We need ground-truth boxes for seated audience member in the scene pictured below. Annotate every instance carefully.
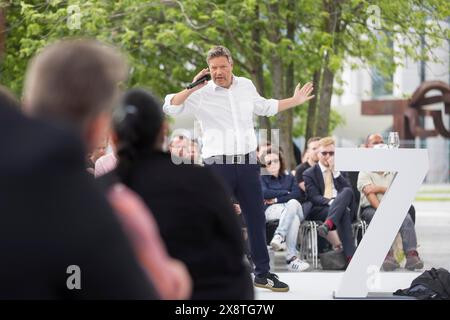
[303,137,356,264]
[168,133,191,161]
[86,131,109,174]
[297,137,342,252]
[260,149,310,272]
[0,85,156,299]
[258,141,301,168]
[95,144,118,178]
[108,88,253,299]
[22,39,190,299]
[358,133,423,271]
[295,137,321,205]
[363,134,416,223]
[168,131,203,165]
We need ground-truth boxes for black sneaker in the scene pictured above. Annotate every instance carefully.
[254,272,289,292]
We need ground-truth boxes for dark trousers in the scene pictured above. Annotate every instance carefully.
[307,187,356,257]
[206,162,270,277]
[361,206,417,253]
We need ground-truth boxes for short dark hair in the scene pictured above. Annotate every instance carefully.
[261,147,287,176]
[206,46,233,64]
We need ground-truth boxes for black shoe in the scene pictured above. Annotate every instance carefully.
[254,272,289,292]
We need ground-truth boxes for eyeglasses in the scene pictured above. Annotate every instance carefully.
[266,159,280,166]
[321,151,335,156]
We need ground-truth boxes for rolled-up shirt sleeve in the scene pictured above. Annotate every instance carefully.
[357,171,372,193]
[163,91,201,116]
[251,83,278,117]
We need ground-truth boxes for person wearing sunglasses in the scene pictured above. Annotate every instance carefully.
[260,149,310,272]
[303,137,357,266]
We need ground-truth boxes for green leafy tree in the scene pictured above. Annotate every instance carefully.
[1,0,448,168]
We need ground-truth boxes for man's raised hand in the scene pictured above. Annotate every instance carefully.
[189,68,210,91]
[293,82,314,105]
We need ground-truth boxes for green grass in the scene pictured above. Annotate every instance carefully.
[414,197,450,201]
[417,190,450,194]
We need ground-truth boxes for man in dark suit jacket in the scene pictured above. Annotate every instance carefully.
[0,87,156,299]
[303,137,357,261]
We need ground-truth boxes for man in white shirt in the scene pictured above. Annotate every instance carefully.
[163,46,314,292]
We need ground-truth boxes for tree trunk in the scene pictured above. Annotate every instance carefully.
[305,69,321,147]
[278,0,296,169]
[316,0,341,137]
[251,4,271,138]
[316,62,334,137]
[267,2,293,169]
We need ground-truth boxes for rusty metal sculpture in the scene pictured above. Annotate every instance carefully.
[361,80,450,139]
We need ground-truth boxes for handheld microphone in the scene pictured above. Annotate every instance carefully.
[186,74,211,89]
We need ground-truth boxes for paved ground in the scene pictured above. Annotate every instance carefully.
[413,201,450,270]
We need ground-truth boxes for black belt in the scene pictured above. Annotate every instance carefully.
[205,153,258,165]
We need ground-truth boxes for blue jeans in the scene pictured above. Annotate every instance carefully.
[265,199,304,260]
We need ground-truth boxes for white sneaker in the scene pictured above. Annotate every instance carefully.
[287,257,310,272]
[270,234,284,251]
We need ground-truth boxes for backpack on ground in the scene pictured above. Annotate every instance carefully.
[394,267,450,300]
[319,249,347,270]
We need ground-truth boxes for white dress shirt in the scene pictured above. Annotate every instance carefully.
[163,76,278,159]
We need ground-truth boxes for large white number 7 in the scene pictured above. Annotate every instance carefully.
[333,148,428,298]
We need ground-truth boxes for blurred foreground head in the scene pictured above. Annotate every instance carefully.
[23,38,127,151]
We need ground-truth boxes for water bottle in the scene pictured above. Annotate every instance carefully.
[388,132,400,149]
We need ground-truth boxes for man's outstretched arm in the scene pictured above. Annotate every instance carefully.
[278,82,314,112]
